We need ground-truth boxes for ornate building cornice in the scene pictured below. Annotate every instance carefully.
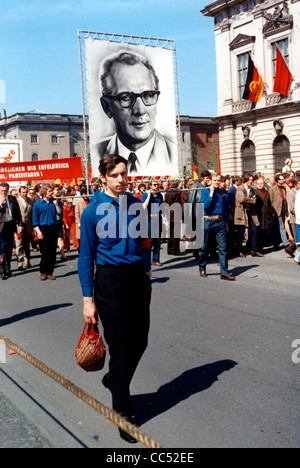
[262,1,293,34]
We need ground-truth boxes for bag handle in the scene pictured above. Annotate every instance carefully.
[85,322,100,337]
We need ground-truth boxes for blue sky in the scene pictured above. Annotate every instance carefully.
[0,0,216,117]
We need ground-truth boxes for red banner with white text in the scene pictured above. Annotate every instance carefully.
[0,157,84,182]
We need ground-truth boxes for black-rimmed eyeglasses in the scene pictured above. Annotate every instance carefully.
[103,90,160,109]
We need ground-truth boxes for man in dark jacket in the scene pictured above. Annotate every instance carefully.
[164,181,182,255]
[254,177,268,253]
[0,182,22,279]
[185,171,212,258]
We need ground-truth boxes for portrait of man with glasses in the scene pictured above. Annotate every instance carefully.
[94,50,178,176]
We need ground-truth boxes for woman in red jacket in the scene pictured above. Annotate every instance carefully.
[63,195,79,252]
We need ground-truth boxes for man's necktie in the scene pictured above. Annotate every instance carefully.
[5,203,9,221]
[128,152,138,173]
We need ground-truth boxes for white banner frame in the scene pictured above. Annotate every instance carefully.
[78,30,183,181]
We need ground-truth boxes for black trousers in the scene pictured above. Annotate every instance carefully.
[1,220,16,274]
[39,225,58,275]
[94,262,151,417]
[167,221,180,254]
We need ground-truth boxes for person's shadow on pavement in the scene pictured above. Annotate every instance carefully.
[132,359,237,426]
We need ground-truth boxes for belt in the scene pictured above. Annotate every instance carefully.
[96,260,145,273]
[204,215,223,220]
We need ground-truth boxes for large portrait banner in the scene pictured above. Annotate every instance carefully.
[85,36,179,179]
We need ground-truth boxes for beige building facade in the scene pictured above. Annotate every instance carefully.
[0,111,89,163]
[202,0,300,175]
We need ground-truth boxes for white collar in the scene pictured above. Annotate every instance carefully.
[117,135,155,170]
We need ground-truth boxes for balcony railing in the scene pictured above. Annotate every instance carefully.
[232,100,252,113]
[265,91,293,106]
[232,90,293,113]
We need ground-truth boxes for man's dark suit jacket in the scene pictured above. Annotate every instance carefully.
[0,195,22,233]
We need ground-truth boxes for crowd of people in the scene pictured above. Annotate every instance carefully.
[0,181,90,280]
[183,167,300,267]
[0,162,299,281]
[95,164,300,269]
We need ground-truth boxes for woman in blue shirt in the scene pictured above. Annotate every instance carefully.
[32,183,61,281]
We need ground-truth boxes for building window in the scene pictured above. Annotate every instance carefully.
[51,135,58,144]
[31,135,38,144]
[273,135,290,173]
[237,52,249,100]
[241,140,256,173]
[206,133,213,143]
[52,152,59,160]
[70,135,79,143]
[272,39,289,79]
[32,153,38,161]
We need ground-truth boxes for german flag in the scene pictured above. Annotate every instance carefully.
[242,54,264,102]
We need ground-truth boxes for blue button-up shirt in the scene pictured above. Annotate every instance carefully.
[201,188,228,223]
[32,198,58,228]
[142,192,163,215]
[78,190,151,297]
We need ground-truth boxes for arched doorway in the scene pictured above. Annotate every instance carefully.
[273,135,290,173]
[241,140,256,174]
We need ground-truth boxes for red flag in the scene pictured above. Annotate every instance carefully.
[193,162,198,180]
[88,164,93,183]
[273,45,292,97]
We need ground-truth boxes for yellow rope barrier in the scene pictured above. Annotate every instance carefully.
[0,333,164,448]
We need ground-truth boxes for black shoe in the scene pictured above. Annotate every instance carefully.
[119,428,138,444]
[2,268,11,279]
[102,373,111,391]
[118,415,138,444]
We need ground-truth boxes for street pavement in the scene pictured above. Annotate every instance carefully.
[0,242,299,448]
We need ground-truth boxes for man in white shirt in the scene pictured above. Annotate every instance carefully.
[16,186,34,270]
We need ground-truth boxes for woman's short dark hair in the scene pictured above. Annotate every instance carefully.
[99,154,128,177]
